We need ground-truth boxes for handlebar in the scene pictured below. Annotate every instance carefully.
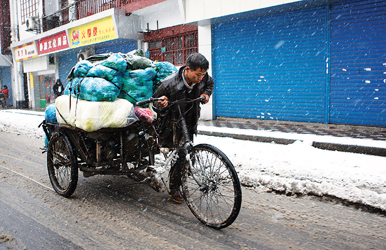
[135,97,163,106]
[135,96,206,107]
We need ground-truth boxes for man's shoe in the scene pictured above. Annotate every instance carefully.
[169,188,184,204]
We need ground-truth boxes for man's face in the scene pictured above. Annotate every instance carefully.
[185,66,207,84]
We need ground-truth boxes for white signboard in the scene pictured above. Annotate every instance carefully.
[14,42,38,62]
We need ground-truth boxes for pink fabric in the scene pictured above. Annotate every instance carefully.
[134,107,156,123]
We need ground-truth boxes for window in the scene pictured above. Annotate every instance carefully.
[48,55,55,65]
[148,31,198,66]
[20,0,39,24]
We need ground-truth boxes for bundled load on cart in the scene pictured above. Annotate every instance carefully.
[45,49,177,132]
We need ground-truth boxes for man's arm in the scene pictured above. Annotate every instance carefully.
[203,75,214,96]
[153,82,169,108]
[200,75,214,104]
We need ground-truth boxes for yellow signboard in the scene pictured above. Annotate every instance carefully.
[69,16,116,48]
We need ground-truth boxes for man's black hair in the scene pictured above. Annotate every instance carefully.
[3,85,7,89]
[186,53,209,71]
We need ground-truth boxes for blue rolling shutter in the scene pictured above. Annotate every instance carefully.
[330,0,386,126]
[213,6,328,122]
[95,39,137,54]
[58,53,77,86]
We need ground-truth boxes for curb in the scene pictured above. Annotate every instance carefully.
[311,142,386,157]
[198,130,386,157]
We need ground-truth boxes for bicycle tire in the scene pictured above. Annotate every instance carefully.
[182,143,242,229]
[47,132,78,197]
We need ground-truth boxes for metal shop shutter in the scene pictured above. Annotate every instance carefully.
[330,0,386,126]
[212,6,328,123]
[58,53,77,86]
[95,39,137,54]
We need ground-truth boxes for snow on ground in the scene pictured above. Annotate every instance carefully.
[1,109,386,211]
[0,110,45,138]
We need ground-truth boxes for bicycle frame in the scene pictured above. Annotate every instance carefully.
[144,96,205,188]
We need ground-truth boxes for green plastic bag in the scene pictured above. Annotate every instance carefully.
[123,54,153,70]
[99,53,127,73]
[153,61,177,91]
[67,60,94,81]
[87,65,122,85]
[70,77,121,102]
[118,68,156,103]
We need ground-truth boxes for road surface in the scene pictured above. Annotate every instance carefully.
[0,131,385,249]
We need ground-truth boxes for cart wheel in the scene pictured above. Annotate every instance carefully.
[47,132,78,197]
[182,144,242,229]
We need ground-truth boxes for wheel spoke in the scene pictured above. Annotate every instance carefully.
[183,144,241,229]
[47,133,78,197]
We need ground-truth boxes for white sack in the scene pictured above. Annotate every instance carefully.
[55,95,138,132]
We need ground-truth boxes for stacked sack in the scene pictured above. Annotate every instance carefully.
[118,67,156,103]
[49,50,177,132]
[152,61,179,92]
[55,96,138,132]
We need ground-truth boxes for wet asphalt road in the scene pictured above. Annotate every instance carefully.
[0,131,385,250]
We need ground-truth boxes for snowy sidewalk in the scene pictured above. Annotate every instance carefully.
[198,118,386,157]
[3,108,386,156]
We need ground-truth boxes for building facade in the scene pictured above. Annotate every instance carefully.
[185,0,386,126]
[8,0,386,126]
[0,0,12,105]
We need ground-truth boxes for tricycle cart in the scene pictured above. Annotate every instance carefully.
[41,97,242,229]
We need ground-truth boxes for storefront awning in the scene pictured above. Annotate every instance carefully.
[0,54,12,67]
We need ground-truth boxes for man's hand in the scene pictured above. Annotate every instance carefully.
[200,94,210,104]
[157,96,169,108]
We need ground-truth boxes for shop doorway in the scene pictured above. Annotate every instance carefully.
[38,74,55,108]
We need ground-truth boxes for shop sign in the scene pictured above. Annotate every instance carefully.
[37,31,69,55]
[14,42,38,62]
[70,16,116,48]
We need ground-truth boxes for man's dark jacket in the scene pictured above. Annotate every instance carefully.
[153,66,214,147]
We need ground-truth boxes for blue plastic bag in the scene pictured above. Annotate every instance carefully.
[153,62,177,91]
[45,104,58,124]
[118,68,156,103]
[73,60,93,77]
[87,64,122,85]
[99,53,127,73]
[70,77,121,102]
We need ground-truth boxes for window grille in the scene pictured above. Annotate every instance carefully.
[20,0,39,24]
[148,31,198,66]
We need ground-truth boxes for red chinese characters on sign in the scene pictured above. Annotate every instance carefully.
[17,49,28,58]
[37,31,69,55]
[93,27,98,36]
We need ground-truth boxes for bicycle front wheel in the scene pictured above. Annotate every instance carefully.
[182,144,242,229]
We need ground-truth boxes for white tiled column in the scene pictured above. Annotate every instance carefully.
[198,22,213,120]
